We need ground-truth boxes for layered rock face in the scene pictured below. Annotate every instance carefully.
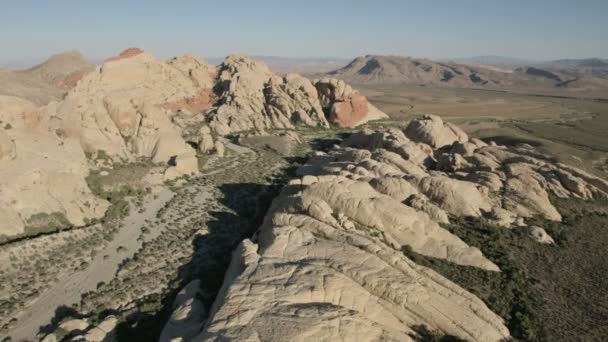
[174,115,608,341]
[0,95,109,239]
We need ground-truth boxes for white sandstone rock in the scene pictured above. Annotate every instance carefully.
[529,226,555,244]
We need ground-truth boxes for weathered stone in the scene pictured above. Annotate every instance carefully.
[529,226,555,244]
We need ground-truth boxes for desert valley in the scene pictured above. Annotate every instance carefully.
[0,46,607,342]
[2,2,608,338]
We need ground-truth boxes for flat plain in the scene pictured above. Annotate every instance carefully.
[359,83,608,341]
[358,83,608,179]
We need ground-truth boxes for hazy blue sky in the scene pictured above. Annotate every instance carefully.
[1,0,607,66]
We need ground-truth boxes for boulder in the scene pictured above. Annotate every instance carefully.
[213,141,225,157]
[418,176,491,217]
[406,194,450,224]
[404,115,468,148]
[59,318,89,332]
[529,226,555,244]
[198,125,215,153]
[163,151,199,180]
[369,176,419,201]
[314,78,388,127]
[83,316,118,342]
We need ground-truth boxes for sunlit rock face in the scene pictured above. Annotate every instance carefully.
[167,115,608,342]
[0,95,109,239]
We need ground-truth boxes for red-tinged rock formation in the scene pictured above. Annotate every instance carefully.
[161,88,216,114]
[59,69,89,88]
[315,78,388,128]
[329,92,369,127]
[104,47,144,63]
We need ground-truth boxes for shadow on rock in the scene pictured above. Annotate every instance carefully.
[114,181,285,341]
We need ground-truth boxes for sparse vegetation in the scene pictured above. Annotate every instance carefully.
[23,212,72,236]
[402,196,608,341]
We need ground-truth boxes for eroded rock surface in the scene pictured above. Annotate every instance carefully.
[0,50,389,240]
[208,54,329,135]
[208,56,386,135]
[178,116,608,341]
[0,95,109,239]
[195,179,507,341]
[315,77,388,127]
[39,48,219,180]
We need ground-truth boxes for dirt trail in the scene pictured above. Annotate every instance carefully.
[8,188,174,341]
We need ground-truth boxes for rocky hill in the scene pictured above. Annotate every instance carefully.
[328,55,608,96]
[21,50,93,86]
[0,51,93,105]
[0,49,387,241]
[329,55,503,86]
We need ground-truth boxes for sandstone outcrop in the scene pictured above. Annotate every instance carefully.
[314,78,388,127]
[42,48,216,179]
[208,55,386,135]
[177,115,608,341]
[335,116,607,226]
[208,55,329,135]
[0,95,109,239]
[194,175,508,341]
[1,50,388,240]
[404,114,468,148]
[197,125,215,153]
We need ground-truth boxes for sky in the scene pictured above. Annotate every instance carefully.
[1,0,607,66]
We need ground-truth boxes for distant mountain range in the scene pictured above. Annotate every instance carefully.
[325,55,608,98]
[449,56,608,74]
